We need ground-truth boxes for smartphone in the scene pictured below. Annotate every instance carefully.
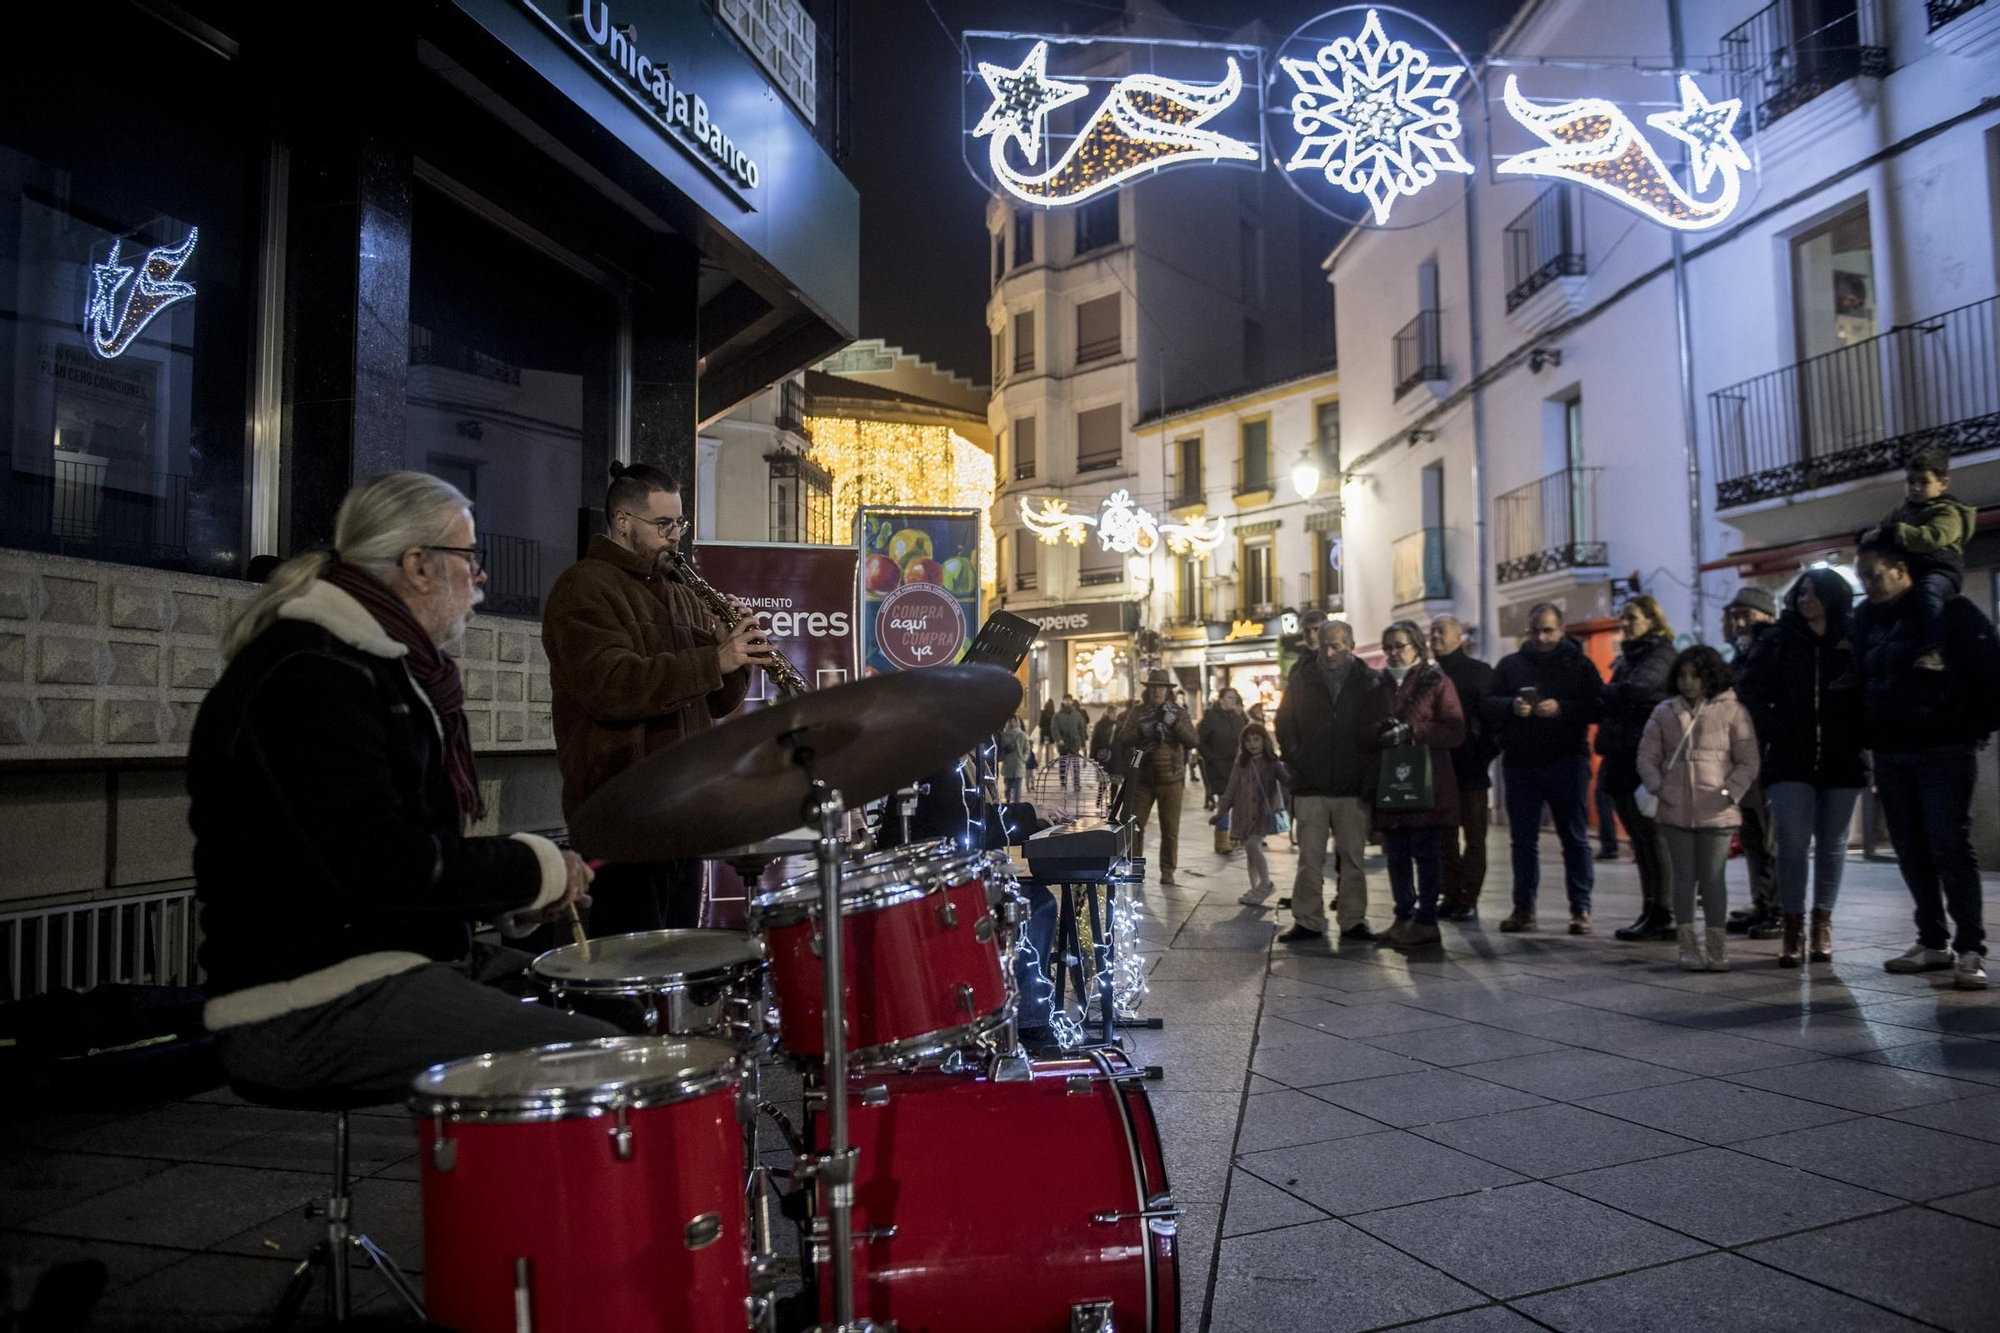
[1517,687,1542,706]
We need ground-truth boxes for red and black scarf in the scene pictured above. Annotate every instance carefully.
[321,560,484,824]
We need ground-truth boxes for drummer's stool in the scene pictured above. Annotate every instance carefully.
[229,1081,427,1329]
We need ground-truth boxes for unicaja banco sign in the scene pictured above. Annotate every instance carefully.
[573,1,760,193]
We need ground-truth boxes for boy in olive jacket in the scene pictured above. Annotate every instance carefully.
[1862,447,1978,666]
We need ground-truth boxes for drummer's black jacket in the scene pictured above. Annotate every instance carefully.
[188,580,563,1021]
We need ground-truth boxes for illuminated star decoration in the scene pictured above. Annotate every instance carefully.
[1279,8,1474,226]
[83,227,199,359]
[1018,489,1224,555]
[977,44,1257,205]
[972,42,1089,168]
[1497,75,1751,231]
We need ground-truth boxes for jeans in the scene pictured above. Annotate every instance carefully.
[1874,745,1985,955]
[1660,825,1731,928]
[1440,786,1489,909]
[1767,781,1863,916]
[1291,794,1372,933]
[1502,756,1595,916]
[1738,784,1778,912]
[1611,790,1669,912]
[1595,764,1620,855]
[1006,775,1024,804]
[1385,826,1444,926]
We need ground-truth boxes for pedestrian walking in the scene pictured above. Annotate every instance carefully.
[1053,694,1089,790]
[1038,697,1057,765]
[1276,620,1390,944]
[1723,588,1784,939]
[1638,645,1761,972]
[1374,621,1466,950]
[1199,688,1248,852]
[1602,596,1679,943]
[1855,538,2000,989]
[1430,616,1496,921]
[998,715,1033,805]
[1486,604,1605,935]
[1116,670,1200,886]
[1764,568,1867,968]
[1213,724,1288,908]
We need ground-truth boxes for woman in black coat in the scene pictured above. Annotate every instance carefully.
[1764,568,1867,967]
[1601,596,1680,941]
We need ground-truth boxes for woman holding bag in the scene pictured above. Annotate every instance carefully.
[1373,621,1467,949]
[1213,724,1289,907]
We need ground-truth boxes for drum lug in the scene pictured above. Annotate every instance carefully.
[684,1211,724,1250]
[935,898,958,929]
[809,924,824,958]
[973,915,995,943]
[1071,1301,1116,1332]
[608,1105,634,1162]
[429,1122,457,1172]
[988,1050,1033,1082]
[859,1083,890,1108]
[1089,1201,1184,1228]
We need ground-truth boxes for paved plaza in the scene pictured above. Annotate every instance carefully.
[3,832,1998,1331]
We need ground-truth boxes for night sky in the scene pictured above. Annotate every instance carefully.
[846,0,1525,383]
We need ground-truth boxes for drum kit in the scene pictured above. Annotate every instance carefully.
[407,665,1181,1333]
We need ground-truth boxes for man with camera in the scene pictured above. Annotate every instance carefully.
[1485,604,1606,935]
[1116,669,1201,886]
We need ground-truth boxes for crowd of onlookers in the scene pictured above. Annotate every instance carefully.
[1034,448,2000,990]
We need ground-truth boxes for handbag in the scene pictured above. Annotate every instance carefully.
[1250,764,1291,836]
[1374,743,1435,812]
[1633,701,1701,820]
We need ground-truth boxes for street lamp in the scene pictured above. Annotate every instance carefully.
[1290,446,1321,498]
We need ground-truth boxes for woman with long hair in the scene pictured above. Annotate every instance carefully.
[1373,620,1466,949]
[1601,595,1679,942]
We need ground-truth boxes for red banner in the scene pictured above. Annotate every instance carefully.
[691,541,861,707]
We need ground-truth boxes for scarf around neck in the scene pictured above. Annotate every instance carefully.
[320,560,484,824]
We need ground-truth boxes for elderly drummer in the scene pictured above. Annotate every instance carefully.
[188,472,623,1102]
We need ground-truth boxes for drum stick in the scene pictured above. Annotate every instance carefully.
[566,903,590,958]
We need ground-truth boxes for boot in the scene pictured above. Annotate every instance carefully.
[1809,910,1833,963]
[1641,905,1678,941]
[1614,903,1665,942]
[1705,927,1730,972]
[1779,913,1805,969]
[1678,924,1706,971]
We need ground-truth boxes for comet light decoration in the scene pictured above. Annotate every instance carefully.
[1018,489,1224,556]
[974,40,1258,206]
[1497,74,1752,231]
[1279,9,1473,226]
[83,228,198,359]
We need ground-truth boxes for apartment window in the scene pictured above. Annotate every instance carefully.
[1315,528,1344,608]
[1241,538,1275,613]
[1790,204,1876,362]
[1243,318,1266,384]
[1176,554,1206,623]
[1013,211,1034,268]
[1721,0,1886,137]
[768,451,832,544]
[1075,194,1119,255]
[1078,538,1122,586]
[1503,186,1585,312]
[1239,221,1264,306]
[1173,436,1203,506]
[1077,403,1122,473]
[1422,460,1445,528]
[992,232,1004,287]
[1076,294,1121,364]
[1014,415,1037,480]
[992,330,1004,386]
[1012,310,1036,375]
[1314,399,1341,468]
[1238,419,1271,493]
[1013,528,1039,591]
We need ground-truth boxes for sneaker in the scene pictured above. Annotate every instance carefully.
[1159,871,1177,886]
[1569,912,1593,936]
[1339,923,1377,942]
[1957,951,1990,991]
[1238,886,1273,908]
[1884,944,1956,974]
[1278,925,1324,945]
[1276,897,1292,910]
[1399,922,1443,949]
[1442,904,1478,923]
[1499,913,1537,933]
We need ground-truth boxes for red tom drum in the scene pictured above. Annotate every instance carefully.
[411,1037,753,1333]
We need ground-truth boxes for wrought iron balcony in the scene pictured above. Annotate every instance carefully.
[1929,0,1987,31]
[1392,310,1444,398]
[0,459,189,566]
[1711,294,2000,509]
[1495,468,1607,584]
[1720,0,1887,137]
[1503,187,1586,313]
[1391,528,1449,607]
[480,531,543,618]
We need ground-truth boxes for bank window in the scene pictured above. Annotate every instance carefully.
[1076,404,1122,473]
[408,183,616,618]
[1014,528,1038,591]
[1014,415,1037,480]
[1076,294,1120,365]
[0,24,254,578]
[768,450,832,544]
[1078,538,1122,586]
[1239,419,1271,493]
[1013,212,1034,268]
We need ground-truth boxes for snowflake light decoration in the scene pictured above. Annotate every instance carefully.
[1018,489,1224,556]
[1279,9,1473,226]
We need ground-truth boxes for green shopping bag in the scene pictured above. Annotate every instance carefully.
[1374,743,1435,812]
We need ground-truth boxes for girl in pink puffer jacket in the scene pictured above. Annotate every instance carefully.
[1637,645,1761,972]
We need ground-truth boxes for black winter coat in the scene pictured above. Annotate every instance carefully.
[1852,592,2000,752]
[1483,637,1605,767]
[1730,622,1782,747]
[1434,648,1497,790]
[1759,612,1867,789]
[1275,655,1390,799]
[1595,634,1676,796]
[1196,708,1247,789]
[188,589,554,999]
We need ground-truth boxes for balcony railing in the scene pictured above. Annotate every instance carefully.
[410,325,521,384]
[1013,348,1035,375]
[1077,336,1121,365]
[1929,0,1987,31]
[1391,527,1449,607]
[1720,0,1887,137]
[1234,471,1271,497]
[1014,571,1039,591]
[480,531,543,618]
[1164,602,1208,629]
[1170,484,1204,510]
[1,460,189,565]
[1392,310,1444,398]
[1503,187,1585,313]
[1077,451,1121,474]
[1495,468,1607,584]
[1014,459,1036,481]
[1711,294,2000,508]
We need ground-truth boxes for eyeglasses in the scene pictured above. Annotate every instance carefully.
[423,545,485,576]
[618,510,685,536]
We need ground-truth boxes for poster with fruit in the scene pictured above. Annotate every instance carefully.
[857,507,981,675]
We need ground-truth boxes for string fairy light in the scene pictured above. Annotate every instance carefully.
[804,415,998,588]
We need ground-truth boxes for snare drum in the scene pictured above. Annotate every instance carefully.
[530,929,767,1042]
[811,1048,1179,1331]
[413,1037,752,1333]
[751,840,1012,1067]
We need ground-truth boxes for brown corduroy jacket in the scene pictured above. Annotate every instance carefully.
[543,535,751,823]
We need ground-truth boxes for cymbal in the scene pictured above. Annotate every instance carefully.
[568,664,1024,862]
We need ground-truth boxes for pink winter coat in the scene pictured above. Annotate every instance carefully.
[1635,690,1761,829]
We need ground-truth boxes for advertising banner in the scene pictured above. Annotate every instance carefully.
[693,540,860,707]
[857,507,981,674]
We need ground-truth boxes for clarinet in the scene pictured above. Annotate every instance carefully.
[663,548,811,697]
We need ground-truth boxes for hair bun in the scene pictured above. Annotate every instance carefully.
[608,462,628,480]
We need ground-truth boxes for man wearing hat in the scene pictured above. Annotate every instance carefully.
[1723,586,1783,938]
[1116,669,1201,885]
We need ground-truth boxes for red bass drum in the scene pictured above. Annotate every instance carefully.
[811,1049,1179,1332]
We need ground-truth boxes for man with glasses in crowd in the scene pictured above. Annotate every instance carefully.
[543,461,774,934]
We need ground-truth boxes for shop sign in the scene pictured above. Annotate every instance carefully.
[1014,600,1139,640]
[573,1,759,193]
[875,583,967,670]
[1225,619,1263,641]
[695,541,858,707]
